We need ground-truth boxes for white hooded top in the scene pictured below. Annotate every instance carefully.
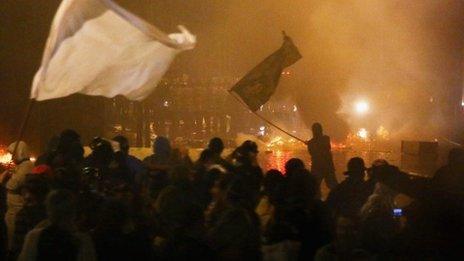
[6,141,34,192]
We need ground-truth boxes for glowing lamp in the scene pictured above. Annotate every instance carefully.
[355,100,369,115]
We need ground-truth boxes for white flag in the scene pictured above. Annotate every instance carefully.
[31,0,196,101]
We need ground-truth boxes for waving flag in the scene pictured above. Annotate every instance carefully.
[31,0,196,101]
[230,34,301,111]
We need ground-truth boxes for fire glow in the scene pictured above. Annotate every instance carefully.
[266,136,284,148]
[0,149,13,165]
[357,128,369,140]
[331,141,347,150]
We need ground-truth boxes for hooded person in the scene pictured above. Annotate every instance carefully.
[143,136,172,170]
[2,141,34,250]
[207,137,230,169]
[143,137,173,200]
[307,123,338,191]
[53,129,84,168]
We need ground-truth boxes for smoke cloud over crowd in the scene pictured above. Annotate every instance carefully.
[139,0,464,141]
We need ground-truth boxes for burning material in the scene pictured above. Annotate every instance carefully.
[0,150,12,164]
[331,141,347,151]
[357,128,369,141]
[0,148,13,170]
[266,136,284,148]
[264,135,308,151]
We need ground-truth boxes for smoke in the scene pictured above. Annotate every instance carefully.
[3,0,464,150]
[154,0,463,141]
[262,0,463,141]
[330,0,464,141]
[23,1,463,144]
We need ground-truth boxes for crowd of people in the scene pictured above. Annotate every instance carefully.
[0,127,463,260]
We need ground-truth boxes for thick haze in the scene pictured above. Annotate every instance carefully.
[1,0,463,145]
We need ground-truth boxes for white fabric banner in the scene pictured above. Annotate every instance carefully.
[31,0,196,101]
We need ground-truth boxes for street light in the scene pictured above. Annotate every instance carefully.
[355,100,369,115]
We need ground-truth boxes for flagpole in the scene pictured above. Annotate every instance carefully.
[11,99,35,158]
[228,90,307,144]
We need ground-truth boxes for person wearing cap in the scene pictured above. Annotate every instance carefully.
[326,157,371,218]
[230,140,260,167]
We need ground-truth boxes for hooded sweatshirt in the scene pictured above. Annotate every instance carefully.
[5,141,34,250]
[6,141,34,192]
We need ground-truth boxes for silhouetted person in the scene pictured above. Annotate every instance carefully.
[143,137,173,200]
[112,135,145,188]
[369,151,464,259]
[326,157,370,218]
[207,178,261,260]
[376,148,464,197]
[307,123,337,191]
[432,147,464,194]
[9,175,49,260]
[2,141,34,252]
[261,169,286,202]
[315,216,370,260]
[18,190,96,260]
[256,169,285,234]
[153,185,211,260]
[285,168,332,260]
[231,141,263,206]
[359,178,399,258]
[143,136,172,172]
[258,170,301,260]
[284,158,306,179]
[35,136,59,167]
[206,137,225,164]
[53,129,84,168]
[83,138,118,183]
[195,149,215,171]
[93,199,153,261]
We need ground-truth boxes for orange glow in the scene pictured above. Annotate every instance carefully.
[266,136,284,148]
[376,126,390,140]
[331,141,347,150]
[0,148,13,166]
[357,128,369,140]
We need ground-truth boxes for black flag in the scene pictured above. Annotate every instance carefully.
[230,33,302,111]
